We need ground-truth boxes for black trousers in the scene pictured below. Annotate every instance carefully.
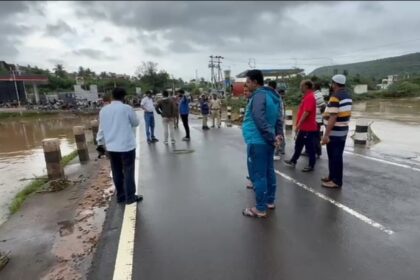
[180,114,190,138]
[108,149,136,203]
[291,131,317,168]
[326,138,346,186]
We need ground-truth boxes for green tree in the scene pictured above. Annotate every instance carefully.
[53,64,66,78]
[135,61,171,92]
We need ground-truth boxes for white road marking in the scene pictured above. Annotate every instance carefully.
[112,125,140,280]
[344,150,420,173]
[275,170,394,235]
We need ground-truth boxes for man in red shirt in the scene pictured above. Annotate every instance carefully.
[284,80,318,172]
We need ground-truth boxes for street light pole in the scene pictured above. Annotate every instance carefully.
[10,66,22,115]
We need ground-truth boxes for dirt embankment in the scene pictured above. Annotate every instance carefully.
[0,150,114,280]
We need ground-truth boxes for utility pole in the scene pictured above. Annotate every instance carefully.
[215,56,224,91]
[10,65,22,115]
[208,55,216,90]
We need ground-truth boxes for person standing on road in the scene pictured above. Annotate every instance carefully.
[155,90,177,145]
[321,74,352,188]
[242,70,283,218]
[243,83,254,190]
[210,93,222,128]
[314,83,326,157]
[177,89,191,141]
[268,81,286,161]
[141,91,159,144]
[278,89,286,155]
[200,95,210,130]
[172,93,180,129]
[97,87,142,204]
[284,80,318,172]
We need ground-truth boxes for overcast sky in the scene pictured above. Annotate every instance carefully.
[2,1,420,80]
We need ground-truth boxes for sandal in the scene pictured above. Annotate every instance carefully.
[321,181,341,189]
[242,207,267,218]
[321,176,330,182]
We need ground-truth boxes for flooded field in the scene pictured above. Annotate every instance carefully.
[0,113,96,225]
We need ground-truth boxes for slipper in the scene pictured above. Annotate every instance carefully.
[321,181,341,188]
[242,207,267,218]
[321,176,330,182]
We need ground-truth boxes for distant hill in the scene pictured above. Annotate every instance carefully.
[310,53,420,80]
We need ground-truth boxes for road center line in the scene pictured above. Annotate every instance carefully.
[344,150,420,173]
[112,124,140,280]
[275,170,394,235]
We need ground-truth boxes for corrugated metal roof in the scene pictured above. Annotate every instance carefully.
[236,68,304,78]
[0,75,48,83]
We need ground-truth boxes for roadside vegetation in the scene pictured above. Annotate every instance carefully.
[8,150,79,214]
[0,111,59,120]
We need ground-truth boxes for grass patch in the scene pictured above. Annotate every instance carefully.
[9,149,79,215]
[61,150,78,166]
[0,111,59,120]
[9,178,48,214]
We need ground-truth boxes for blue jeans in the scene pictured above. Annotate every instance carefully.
[247,144,276,212]
[326,138,346,186]
[144,112,155,141]
[108,149,136,203]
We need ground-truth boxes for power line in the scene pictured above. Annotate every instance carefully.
[209,55,224,90]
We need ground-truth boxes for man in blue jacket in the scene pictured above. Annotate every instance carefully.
[177,89,190,141]
[242,70,284,218]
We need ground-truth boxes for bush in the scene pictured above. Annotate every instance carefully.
[387,81,420,97]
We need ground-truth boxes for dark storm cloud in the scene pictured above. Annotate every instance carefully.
[74,1,331,55]
[70,0,420,69]
[0,1,30,17]
[72,48,115,60]
[45,20,77,37]
[0,1,44,58]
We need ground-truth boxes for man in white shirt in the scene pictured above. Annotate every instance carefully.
[141,91,158,144]
[97,87,142,204]
[314,83,326,157]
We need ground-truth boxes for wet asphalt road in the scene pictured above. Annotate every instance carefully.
[91,113,420,280]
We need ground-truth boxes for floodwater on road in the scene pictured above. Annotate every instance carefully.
[349,98,420,165]
[0,114,96,226]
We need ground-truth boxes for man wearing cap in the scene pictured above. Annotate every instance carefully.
[321,74,352,188]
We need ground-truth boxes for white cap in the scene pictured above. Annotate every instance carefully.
[332,74,346,85]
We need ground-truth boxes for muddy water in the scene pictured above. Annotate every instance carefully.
[0,114,96,225]
[288,97,420,165]
[350,98,420,164]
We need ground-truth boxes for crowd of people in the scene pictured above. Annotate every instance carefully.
[242,70,352,218]
[96,70,352,220]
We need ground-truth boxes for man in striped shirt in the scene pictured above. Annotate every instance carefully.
[321,74,352,188]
